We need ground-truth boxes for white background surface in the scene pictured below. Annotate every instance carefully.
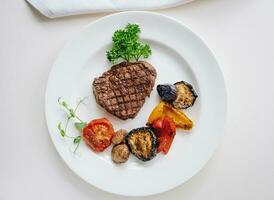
[0,0,273,199]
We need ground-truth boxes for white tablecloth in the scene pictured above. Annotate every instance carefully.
[1,0,273,199]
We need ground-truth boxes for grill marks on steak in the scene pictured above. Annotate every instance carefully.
[93,61,157,120]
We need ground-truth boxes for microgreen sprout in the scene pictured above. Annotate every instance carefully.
[57,97,87,153]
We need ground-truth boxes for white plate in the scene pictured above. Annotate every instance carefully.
[45,11,226,196]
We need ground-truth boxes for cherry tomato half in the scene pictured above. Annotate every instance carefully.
[83,118,114,152]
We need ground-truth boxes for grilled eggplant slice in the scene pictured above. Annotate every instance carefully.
[157,84,177,103]
[173,81,198,109]
[126,127,157,161]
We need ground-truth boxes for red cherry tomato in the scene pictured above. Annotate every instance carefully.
[83,118,114,152]
[152,117,176,154]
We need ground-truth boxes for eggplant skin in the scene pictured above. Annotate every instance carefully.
[157,84,177,103]
[126,127,157,161]
[173,81,198,109]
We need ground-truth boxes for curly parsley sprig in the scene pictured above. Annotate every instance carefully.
[106,23,152,64]
[57,97,87,153]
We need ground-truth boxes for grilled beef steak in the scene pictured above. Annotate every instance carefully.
[93,61,157,120]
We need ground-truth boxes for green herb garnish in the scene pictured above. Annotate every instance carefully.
[57,97,87,153]
[74,122,87,131]
[106,23,152,64]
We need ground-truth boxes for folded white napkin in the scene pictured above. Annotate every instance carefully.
[27,0,194,18]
